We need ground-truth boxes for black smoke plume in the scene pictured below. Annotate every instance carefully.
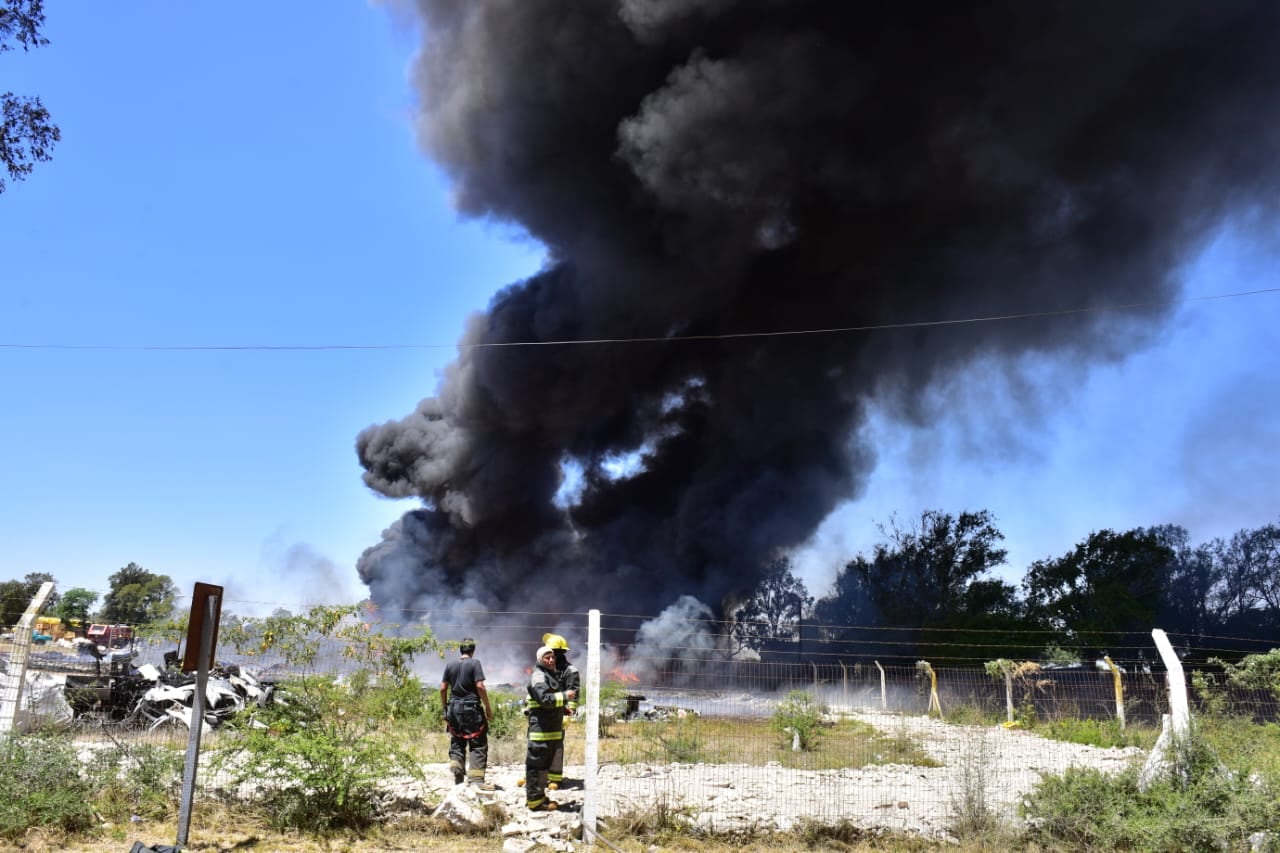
[357,1,1280,623]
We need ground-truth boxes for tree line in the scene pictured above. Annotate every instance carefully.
[732,510,1280,665]
[0,562,177,630]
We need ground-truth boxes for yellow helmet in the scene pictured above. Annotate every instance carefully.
[542,632,570,651]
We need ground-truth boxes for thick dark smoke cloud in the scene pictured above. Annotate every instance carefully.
[357,1,1280,623]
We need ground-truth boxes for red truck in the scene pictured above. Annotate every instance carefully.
[86,623,133,648]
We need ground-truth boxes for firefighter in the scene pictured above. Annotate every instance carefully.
[440,638,494,789]
[542,632,581,789]
[525,645,576,811]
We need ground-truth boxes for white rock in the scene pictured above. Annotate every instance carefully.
[431,788,489,830]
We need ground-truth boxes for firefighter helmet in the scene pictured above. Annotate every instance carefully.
[542,633,570,651]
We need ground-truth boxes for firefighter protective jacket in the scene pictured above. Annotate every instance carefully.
[526,662,569,741]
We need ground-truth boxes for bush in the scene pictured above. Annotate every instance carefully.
[484,687,525,741]
[1022,730,1280,852]
[85,742,183,822]
[641,715,704,763]
[770,690,825,751]
[215,675,423,831]
[0,734,96,840]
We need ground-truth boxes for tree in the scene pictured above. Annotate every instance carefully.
[100,563,178,626]
[53,587,97,625]
[833,509,1011,627]
[810,510,1024,659]
[1214,521,1280,636]
[730,557,813,652]
[1023,527,1175,649]
[0,571,55,627]
[1149,524,1224,640]
[1,0,60,193]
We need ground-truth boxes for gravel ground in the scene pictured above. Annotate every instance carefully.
[416,708,1145,843]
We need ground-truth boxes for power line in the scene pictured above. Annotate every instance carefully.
[0,286,1275,352]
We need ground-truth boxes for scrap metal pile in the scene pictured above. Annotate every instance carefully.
[3,644,275,733]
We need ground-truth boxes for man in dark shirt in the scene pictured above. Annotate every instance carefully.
[440,638,494,787]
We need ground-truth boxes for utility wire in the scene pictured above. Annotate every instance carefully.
[0,286,1275,352]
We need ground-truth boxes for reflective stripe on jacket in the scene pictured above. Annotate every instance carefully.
[526,664,567,741]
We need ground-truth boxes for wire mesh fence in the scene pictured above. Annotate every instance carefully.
[3,599,1279,840]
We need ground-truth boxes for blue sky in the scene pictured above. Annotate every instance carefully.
[1,4,1277,617]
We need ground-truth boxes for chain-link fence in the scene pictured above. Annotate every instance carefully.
[3,599,1279,840]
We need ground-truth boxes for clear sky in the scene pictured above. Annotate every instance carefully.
[1,4,1277,618]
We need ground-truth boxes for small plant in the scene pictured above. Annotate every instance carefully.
[1039,716,1136,749]
[599,793,697,844]
[85,741,183,823]
[0,734,96,840]
[770,690,825,751]
[641,715,705,763]
[948,730,1004,841]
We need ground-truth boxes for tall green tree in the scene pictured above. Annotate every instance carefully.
[0,572,55,627]
[52,587,97,624]
[730,556,813,651]
[1214,521,1280,635]
[1,0,60,192]
[100,563,177,626]
[1149,524,1224,640]
[838,509,1011,626]
[1022,527,1174,648]
[811,510,1023,659]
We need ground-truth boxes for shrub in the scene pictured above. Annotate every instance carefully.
[1023,729,1280,852]
[770,690,825,751]
[211,606,441,832]
[1039,716,1132,749]
[641,714,704,763]
[215,675,423,831]
[85,742,183,822]
[0,734,96,840]
[484,686,525,741]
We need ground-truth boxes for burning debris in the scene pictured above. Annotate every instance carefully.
[358,2,1280,626]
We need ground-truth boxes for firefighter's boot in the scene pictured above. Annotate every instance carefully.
[449,761,465,785]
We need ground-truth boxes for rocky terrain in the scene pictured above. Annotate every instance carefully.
[415,709,1145,851]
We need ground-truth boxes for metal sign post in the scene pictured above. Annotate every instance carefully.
[176,584,222,847]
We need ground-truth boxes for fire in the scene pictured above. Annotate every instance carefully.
[607,667,640,685]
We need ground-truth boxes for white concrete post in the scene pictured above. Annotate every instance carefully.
[582,609,601,845]
[0,581,55,736]
[1139,628,1192,789]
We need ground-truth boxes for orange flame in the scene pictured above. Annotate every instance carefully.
[607,667,640,684]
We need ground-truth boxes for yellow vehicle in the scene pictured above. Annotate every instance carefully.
[33,615,63,643]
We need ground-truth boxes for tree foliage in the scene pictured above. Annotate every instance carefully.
[214,605,440,831]
[0,571,55,628]
[1023,527,1174,646]
[731,556,813,651]
[100,562,177,626]
[1,0,60,192]
[52,586,97,624]
[815,509,1014,630]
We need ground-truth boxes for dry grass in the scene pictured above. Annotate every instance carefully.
[588,714,940,770]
